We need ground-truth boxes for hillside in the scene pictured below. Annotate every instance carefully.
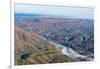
[15,16,94,58]
[15,27,75,65]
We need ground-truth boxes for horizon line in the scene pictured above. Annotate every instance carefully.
[15,13,94,20]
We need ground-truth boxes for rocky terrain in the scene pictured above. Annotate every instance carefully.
[15,27,75,65]
[15,14,94,65]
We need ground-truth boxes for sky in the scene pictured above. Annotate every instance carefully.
[15,4,94,19]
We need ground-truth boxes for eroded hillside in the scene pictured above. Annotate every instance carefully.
[15,27,75,65]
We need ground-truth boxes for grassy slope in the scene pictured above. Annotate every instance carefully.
[15,27,75,65]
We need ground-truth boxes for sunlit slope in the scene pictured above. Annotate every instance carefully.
[15,27,75,65]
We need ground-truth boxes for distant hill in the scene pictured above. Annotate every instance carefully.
[15,14,94,64]
[15,15,94,56]
[15,27,75,65]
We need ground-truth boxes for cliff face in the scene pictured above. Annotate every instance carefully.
[15,27,75,65]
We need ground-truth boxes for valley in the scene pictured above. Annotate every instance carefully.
[15,14,94,65]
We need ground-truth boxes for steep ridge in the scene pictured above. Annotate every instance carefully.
[15,27,75,65]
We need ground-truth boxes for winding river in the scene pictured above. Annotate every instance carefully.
[37,35,91,61]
